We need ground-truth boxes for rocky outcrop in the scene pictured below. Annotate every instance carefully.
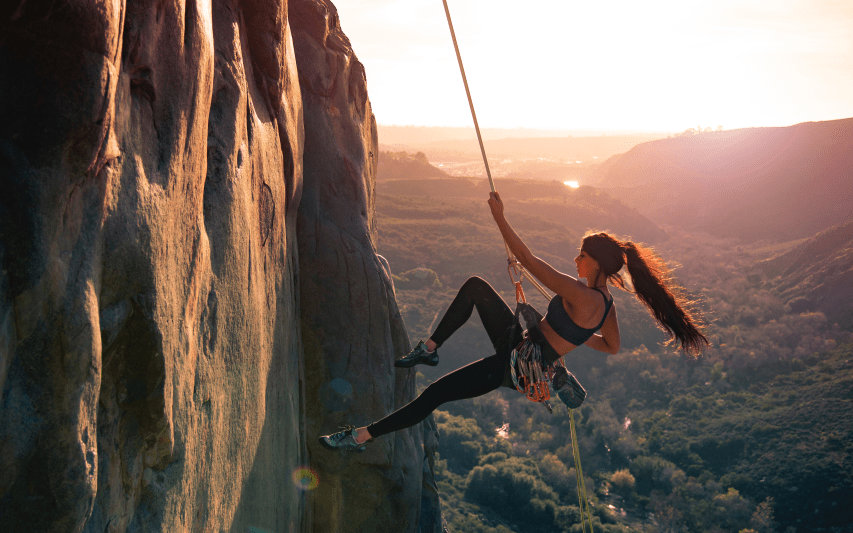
[1,0,442,531]
[291,1,440,531]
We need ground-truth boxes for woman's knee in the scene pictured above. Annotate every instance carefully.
[461,276,492,295]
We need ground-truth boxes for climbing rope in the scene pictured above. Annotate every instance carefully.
[441,0,552,303]
[571,409,594,533]
[440,3,593,529]
[440,0,494,192]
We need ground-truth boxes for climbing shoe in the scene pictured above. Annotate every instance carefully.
[394,340,439,368]
[318,425,373,452]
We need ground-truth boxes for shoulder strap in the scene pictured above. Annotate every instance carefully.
[591,287,613,329]
[591,286,611,303]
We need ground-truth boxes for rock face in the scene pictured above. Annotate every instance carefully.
[1,0,436,532]
[291,1,439,531]
[1,0,306,530]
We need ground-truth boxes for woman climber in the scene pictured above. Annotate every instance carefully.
[319,191,708,452]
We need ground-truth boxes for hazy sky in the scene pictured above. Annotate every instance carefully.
[334,0,853,132]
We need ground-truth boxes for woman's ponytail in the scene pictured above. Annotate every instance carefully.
[621,241,709,356]
[582,232,708,356]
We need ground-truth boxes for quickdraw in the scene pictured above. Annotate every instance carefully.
[510,335,585,410]
[510,335,552,402]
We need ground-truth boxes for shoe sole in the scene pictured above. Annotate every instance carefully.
[394,357,439,368]
[318,436,366,452]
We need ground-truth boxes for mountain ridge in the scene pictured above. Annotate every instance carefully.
[594,118,853,243]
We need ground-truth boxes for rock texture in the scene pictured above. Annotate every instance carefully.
[291,1,440,531]
[1,0,439,531]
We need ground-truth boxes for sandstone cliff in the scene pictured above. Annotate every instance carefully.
[0,0,436,531]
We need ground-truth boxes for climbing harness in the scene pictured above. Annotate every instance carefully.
[507,300,587,411]
[510,335,551,402]
[441,2,593,528]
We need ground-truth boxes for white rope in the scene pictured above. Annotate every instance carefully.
[440,0,494,192]
[441,0,553,304]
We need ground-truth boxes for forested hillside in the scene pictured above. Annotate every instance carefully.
[755,221,853,326]
[377,178,667,251]
[375,168,853,532]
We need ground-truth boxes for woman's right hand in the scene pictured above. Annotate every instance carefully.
[488,191,505,221]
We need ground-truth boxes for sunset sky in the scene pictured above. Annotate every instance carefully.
[334,0,853,132]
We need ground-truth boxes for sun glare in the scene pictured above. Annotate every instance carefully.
[564,181,580,188]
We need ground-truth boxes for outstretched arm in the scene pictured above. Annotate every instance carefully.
[487,192,588,301]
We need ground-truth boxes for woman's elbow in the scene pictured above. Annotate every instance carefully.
[517,251,536,270]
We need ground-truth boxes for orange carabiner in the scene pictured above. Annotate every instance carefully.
[515,281,527,304]
[526,380,550,402]
[538,381,551,401]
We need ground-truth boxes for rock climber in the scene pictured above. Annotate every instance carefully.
[319,192,707,451]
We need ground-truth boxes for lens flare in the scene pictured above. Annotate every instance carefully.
[292,467,319,491]
[329,378,353,396]
[321,378,354,412]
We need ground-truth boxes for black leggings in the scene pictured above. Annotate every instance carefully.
[367,277,521,438]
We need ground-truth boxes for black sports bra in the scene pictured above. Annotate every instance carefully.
[545,287,613,346]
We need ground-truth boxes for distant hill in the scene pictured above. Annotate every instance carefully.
[755,221,853,323]
[378,177,668,245]
[594,118,853,243]
[375,193,580,292]
[378,124,661,144]
[378,150,450,180]
[382,134,666,171]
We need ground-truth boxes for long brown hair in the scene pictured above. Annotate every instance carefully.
[582,232,709,356]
